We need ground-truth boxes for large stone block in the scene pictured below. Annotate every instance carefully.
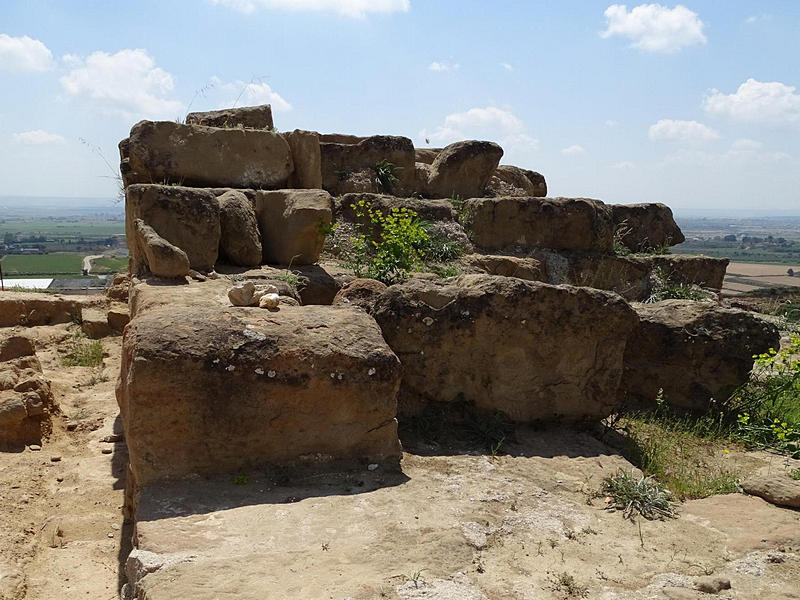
[320,136,415,196]
[117,303,402,486]
[254,190,332,265]
[284,129,322,189]
[611,203,685,252]
[425,141,503,199]
[461,254,547,282]
[642,255,729,291]
[0,293,82,327]
[217,190,262,267]
[372,275,638,421]
[124,120,292,189]
[126,184,221,273]
[0,340,54,448]
[488,165,547,197]
[334,193,456,224]
[133,219,191,278]
[622,300,779,410]
[465,197,614,253]
[185,104,274,129]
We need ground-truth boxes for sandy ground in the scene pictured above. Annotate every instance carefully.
[0,324,127,600]
[1,323,799,600]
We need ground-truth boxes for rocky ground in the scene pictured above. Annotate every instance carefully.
[1,321,799,600]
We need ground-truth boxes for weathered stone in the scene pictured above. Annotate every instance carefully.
[489,165,547,197]
[106,272,131,303]
[414,148,442,165]
[556,253,652,301]
[320,136,415,196]
[334,193,456,224]
[694,576,731,594]
[425,141,503,199]
[333,278,387,311]
[256,262,354,305]
[741,474,800,509]
[133,219,191,279]
[622,300,780,410]
[126,184,220,273]
[107,306,131,332]
[284,129,322,189]
[81,308,114,339]
[228,281,256,306]
[217,190,262,267]
[466,197,614,253]
[254,189,332,265]
[612,203,685,252]
[461,254,546,282]
[124,120,292,189]
[117,302,402,486]
[185,104,274,130]
[0,335,35,362]
[258,293,280,309]
[372,275,638,421]
[0,292,81,327]
[641,255,729,291]
[319,133,367,144]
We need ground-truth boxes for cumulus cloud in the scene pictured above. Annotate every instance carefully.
[211,77,292,111]
[208,0,409,18]
[428,61,458,72]
[703,78,800,127]
[648,119,719,142]
[0,34,53,72]
[561,144,586,156]
[419,106,539,154]
[60,49,184,119]
[601,3,707,53]
[12,130,66,144]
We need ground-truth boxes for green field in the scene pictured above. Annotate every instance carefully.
[90,256,129,274]
[0,253,84,275]
[0,219,124,239]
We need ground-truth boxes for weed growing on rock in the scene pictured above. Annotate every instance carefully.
[61,334,103,368]
[601,469,676,520]
[547,571,588,599]
[340,200,429,284]
[374,159,399,194]
[646,268,710,303]
[790,468,800,480]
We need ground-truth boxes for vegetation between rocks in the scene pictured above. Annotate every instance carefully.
[61,333,104,368]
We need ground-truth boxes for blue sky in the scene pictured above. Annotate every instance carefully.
[1,1,799,212]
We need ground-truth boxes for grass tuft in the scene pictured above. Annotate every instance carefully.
[601,469,676,520]
[61,334,104,367]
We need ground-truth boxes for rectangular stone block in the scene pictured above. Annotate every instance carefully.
[465,197,614,253]
[126,184,221,273]
[117,302,401,486]
[124,120,292,189]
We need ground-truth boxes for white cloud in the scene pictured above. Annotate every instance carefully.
[60,49,184,120]
[605,119,619,127]
[500,62,513,71]
[0,34,53,72]
[703,78,800,127]
[561,144,586,156]
[730,138,762,152]
[419,106,539,153]
[745,14,769,24]
[12,130,66,145]
[648,119,719,142]
[208,0,409,18]
[211,77,292,111]
[428,61,458,72]
[611,161,635,169]
[601,3,707,53]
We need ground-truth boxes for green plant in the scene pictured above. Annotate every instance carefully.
[340,200,429,284]
[234,474,248,485]
[790,468,800,481]
[418,226,463,263]
[601,469,676,520]
[728,335,800,457]
[61,334,103,368]
[646,268,710,303]
[374,160,399,194]
[430,265,461,278]
[548,572,588,599]
[406,568,426,588]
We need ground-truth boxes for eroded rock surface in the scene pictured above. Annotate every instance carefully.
[185,104,274,129]
[372,274,637,421]
[217,190,262,267]
[425,141,503,199]
[0,293,81,327]
[612,203,686,252]
[622,300,780,410]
